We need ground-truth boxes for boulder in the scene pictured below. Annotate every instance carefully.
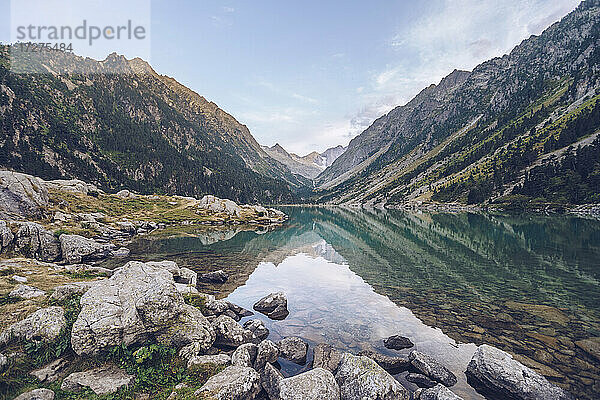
[335,353,410,400]
[0,170,48,219]
[232,343,258,368]
[188,354,231,369]
[254,291,289,320]
[278,336,309,365]
[9,284,46,299]
[211,315,256,348]
[70,261,215,355]
[30,358,69,383]
[0,220,14,250]
[357,349,410,374]
[59,234,115,264]
[244,319,270,341]
[14,222,61,262]
[201,296,252,321]
[13,388,55,400]
[410,351,457,387]
[43,179,101,196]
[255,339,280,371]
[61,365,134,395]
[313,343,343,372]
[261,362,283,399]
[146,261,197,286]
[116,189,137,199]
[111,247,130,258]
[199,269,228,284]
[195,365,261,400]
[419,384,464,400]
[279,368,341,400]
[466,344,574,400]
[0,306,65,346]
[406,373,437,389]
[49,281,98,302]
[384,335,414,350]
[198,195,243,217]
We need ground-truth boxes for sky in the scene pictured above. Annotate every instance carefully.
[0,0,582,155]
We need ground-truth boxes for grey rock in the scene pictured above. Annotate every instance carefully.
[420,384,464,400]
[0,220,14,250]
[357,349,410,374]
[199,269,228,284]
[13,388,55,400]
[0,306,65,346]
[49,281,98,302]
[406,373,437,389]
[278,336,308,365]
[198,195,243,217]
[232,343,258,367]
[188,354,231,369]
[254,291,289,320]
[244,319,270,342]
[30,358,69,383]
[279,368,341,400]
[195,365,261,400]
[59,234,115,264]
[0,170,48,219]
[466,344,574,400]
[410,351,457,387]
[56,263,113,277]
[211,315,256,348]
[383,335,414,350]
[116,189,137,199]
[9,284,45,299]
[70,261,215,355]
[61,364,134,395]
[146,261,197,286]
[12,275,28,283]
[14,222,61,262]
[111,247,130,258]
[260,362,283,399]
[335,353,410,400]
[44,179,101,196]
[313,343,343,372]
[0,352,7,372]
[255,339,280,371]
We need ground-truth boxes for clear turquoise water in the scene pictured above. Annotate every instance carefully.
[120,207,600,399]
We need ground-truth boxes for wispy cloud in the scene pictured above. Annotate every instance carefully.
[292,93,318,104]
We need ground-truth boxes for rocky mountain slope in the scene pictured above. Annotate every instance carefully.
[0,47,308,204]
[314,0,600,208]
[262,144,346,179]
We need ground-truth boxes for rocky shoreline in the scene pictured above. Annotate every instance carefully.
[1,259,576,400]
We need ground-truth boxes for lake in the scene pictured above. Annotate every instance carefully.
[112,207,600,399]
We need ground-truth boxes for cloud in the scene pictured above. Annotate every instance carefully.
[222,6,235,13]
[292,93,318,104]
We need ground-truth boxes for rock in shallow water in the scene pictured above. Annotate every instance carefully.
[384,334,414,350]
[279,368,341,400]
[195,365,261,400]
[211,315,256,348]
[244,319,270,341]
[419,384,464,400]
[61,364,134,395]
[278,336,309,365]
[357,349,410,374]
[335,353,410,400]
[406,372,437,389]
[254,291,289,320]
[410,351,457,387]
[313,343,343,372]
[199,269,228,284]
[466,344,574,400]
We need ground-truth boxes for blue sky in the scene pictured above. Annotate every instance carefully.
[0,0,581,154]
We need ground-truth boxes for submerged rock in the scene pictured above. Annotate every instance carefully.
[357,349,410,374]
[313,343,343,372]
[279,368,341,400]
[70,261,215,355]
[199,269,228,284]
[59,234,115,264]
[410,351,457,387]
[13,388,55,400]
[0,306,65,346]
[254,291,289,320]
[419,384,464,400]
[278,336,309,365]
[195,365,261,400]
[61,365,134,395]
[384,335,414,350]
[466,344,574,400]
[406,373,437,389]
[335,353,410,400]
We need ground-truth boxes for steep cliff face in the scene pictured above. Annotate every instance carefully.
[314,1,600,206]
[0,49,306,204]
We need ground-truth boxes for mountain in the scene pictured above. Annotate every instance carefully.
[314,0,600,207]
[0,47,308,204]
[262,143,346,179]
